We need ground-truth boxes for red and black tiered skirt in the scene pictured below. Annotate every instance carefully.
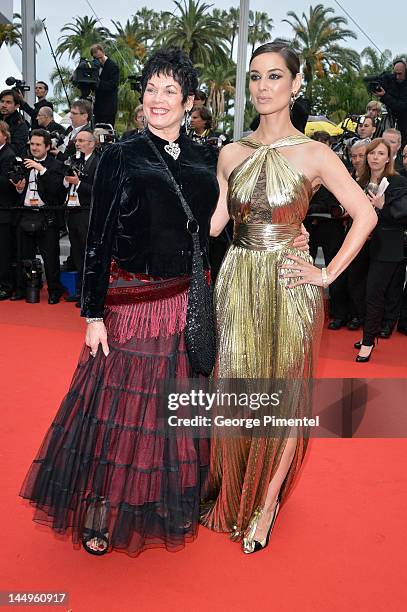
[20,265,209,556]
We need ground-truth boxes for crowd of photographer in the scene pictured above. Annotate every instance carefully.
[0,49,406,353]
[0,86,103,305]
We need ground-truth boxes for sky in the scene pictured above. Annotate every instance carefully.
[8,0,407,96]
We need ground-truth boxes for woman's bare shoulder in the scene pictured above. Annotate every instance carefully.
[218,141,252,178]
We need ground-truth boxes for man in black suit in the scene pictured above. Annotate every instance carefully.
[37,106,66,136]
[0,89,29,157]
[90,43,120,127]
[18,81,53,130]
[11,129,66,303]
[0,121,17,299]
[53,99,92,162]
[64,129,99,305]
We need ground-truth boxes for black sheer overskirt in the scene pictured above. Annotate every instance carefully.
[20,302,209,557]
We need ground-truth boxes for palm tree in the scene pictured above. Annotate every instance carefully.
[202,59,236,128]
[283,4,360,105]
[49,65,80,109]
[109,19,146,62]
[211,8,239,59]
[56,16,109,61]
[248,11,273,56]
[361,47,393,75]
[0,13,22,49]
[157,0,228,66]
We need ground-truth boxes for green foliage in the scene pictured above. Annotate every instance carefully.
[283,4,359,105]
[312,70,370,122]
[56,16,109,61]
[0,13,22,49]
[48,2,384,133]
[156,0,228,65]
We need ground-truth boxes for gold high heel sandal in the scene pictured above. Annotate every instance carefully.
[242,500,280,554]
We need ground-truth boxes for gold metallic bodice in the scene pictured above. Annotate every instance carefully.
[228,135,312,250]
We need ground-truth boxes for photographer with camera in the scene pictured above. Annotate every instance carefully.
[18,81,53,131]
[0,121,17,300]
[63,129,99,306]
[90,44,119,127]
[375,59,407,147]
[10,129,66,304]
[0,89,29,157]
[37,106,66,137]
[55,100,91,162]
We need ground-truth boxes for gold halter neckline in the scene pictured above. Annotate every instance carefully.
[231,134,312,206]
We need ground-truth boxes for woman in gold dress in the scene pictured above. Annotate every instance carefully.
[200,41,377,553]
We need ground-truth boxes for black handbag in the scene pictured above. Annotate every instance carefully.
[142,131,216,375]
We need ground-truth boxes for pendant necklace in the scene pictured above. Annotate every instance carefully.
[164,140,180,160]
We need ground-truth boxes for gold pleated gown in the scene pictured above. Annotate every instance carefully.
[201,135,324,542]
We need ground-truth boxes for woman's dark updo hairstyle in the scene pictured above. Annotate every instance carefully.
[250,39,300,80]
[141,47,198,103]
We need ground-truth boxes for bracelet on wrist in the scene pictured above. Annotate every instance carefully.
[86,317,103,324]
[321,267,330,288]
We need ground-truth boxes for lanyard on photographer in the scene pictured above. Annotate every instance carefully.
[25,169,41,207]
[67,183,80,207]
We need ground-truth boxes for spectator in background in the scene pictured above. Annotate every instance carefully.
[304,131,350,330]
[366,100,384,137]
[121,105,144,141]
[90,43,120,127]
[0,121,17,300]
[401,143,407,177]
[19,81,53,130]
[193,90,207,108]
[36,106,66,136]
[355,138,407,360]
[383,128,403,171]
[0,89,29,157]
[357,115,376,142]
[64,129,99,306]
[11,129,66,304]
[190,106,216,143]
[346,139,369,330]
[55,100,91,162]
[376,58,407,147]
[350,140,367,179]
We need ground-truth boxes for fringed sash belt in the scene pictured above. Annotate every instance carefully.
[103,261,209,344]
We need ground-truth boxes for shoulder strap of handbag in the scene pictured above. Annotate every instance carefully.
[141,129,197,229]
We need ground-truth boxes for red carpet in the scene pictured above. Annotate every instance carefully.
[1,294,406,611]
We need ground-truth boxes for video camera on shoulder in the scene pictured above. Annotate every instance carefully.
[8,157,29,183]
[64,151,87,179]
[363,71,394,94]
[71,58,99,98]
[5,76,30,94]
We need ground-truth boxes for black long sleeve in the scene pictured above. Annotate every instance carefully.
[96,62,119,93]
[81,145,124,318]
[380,175,407,224]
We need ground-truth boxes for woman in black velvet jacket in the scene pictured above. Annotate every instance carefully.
[355,138,407,361]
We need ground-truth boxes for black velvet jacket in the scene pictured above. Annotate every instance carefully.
[81,130,219,318]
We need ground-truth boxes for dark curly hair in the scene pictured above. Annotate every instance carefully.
[141,47,198,103]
